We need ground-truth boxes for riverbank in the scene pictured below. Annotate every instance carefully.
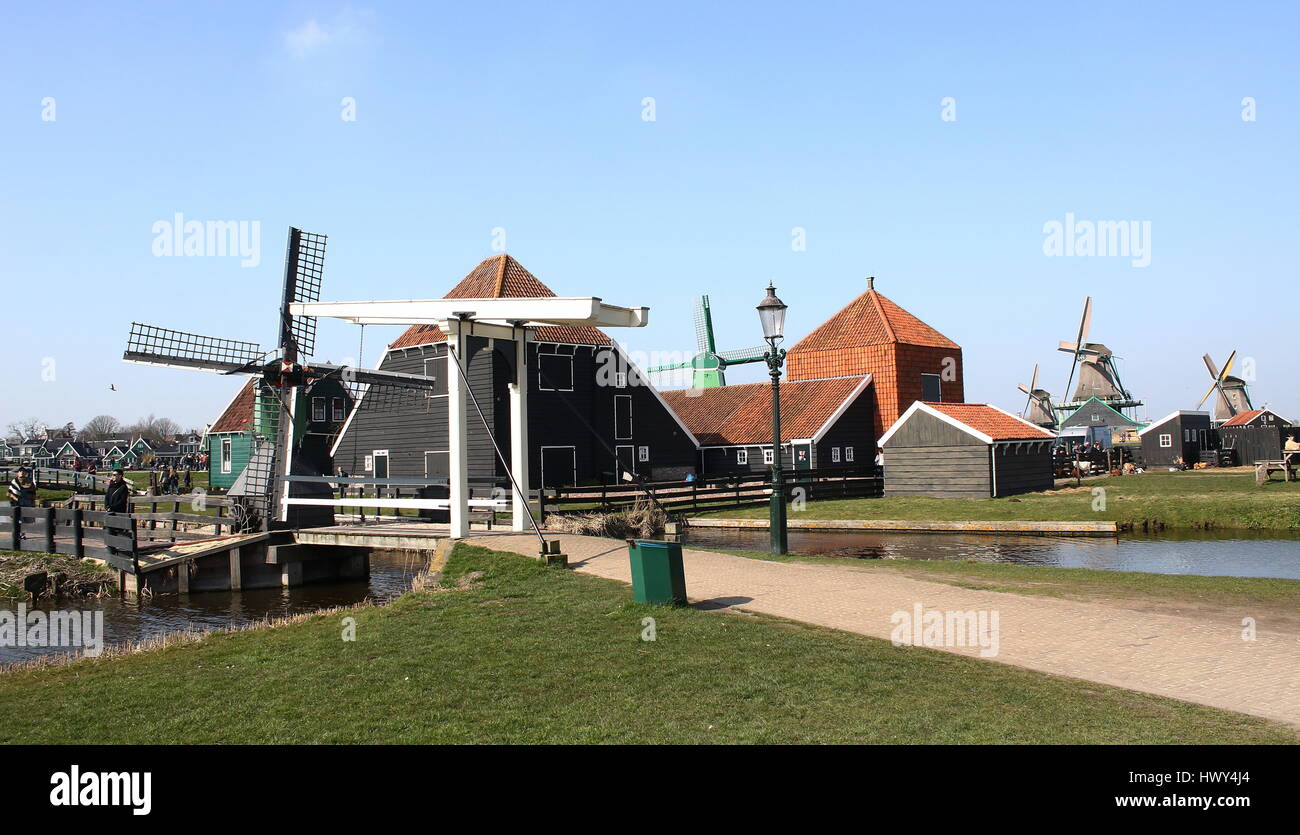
[685,546,1300,632]
[696,470,1300,531]
[0,551,115,599]
[0,543,1294,743]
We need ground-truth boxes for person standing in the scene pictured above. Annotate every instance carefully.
[105,469,131,515]
[8,467,36,507]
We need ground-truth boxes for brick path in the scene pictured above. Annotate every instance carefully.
[466,532,1300,726]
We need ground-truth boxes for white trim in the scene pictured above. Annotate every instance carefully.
[292,296,650,330]
[614,394,633,440]
[811,374,873,443]
[1138,410,1210,436]
[615,444,636,479]
[539,445,577,488]
[220,437,232,474]
[610,344,701,448]
[878,401,990,446]
[286,497,507,510]
[1222,407,1290,427]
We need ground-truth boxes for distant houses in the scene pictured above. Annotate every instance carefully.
[1138,410,1214,469]
[0,430,205,470]
[1217,408,1295,465]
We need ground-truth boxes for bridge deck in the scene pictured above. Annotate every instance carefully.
[293,523,450,551]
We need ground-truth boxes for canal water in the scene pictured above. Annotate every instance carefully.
[679,528,1300,580]
[0,549,426,666]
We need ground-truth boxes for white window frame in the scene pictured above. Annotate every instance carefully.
[311,397,326,422]
[372,449,390,478]
[538,351,575,392]
[1159,433,1172,448]
[220,438,232,474]
[736,449,748,465]
[845,446,855,462]
[615,371,628,388]
[638,445,649,462]
[331,397,346,421]
[614,394,633,440]
[831,447,841,463]
[762,448,774,465]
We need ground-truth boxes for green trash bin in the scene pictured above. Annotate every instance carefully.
[626,539,687,605]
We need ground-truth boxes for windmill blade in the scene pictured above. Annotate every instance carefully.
[1196,378,1221,410]
[1202,353,1220,380]
[310,363,440,391]
[1218,350,1236,381]
[123,322,266,375]
[1077,296,1093,346]
[1017,383,1032,395]
[279,228,327,362]
[1057,340,1079,353]
[647,360,696,373]
[692,296,711,355]
[1029,363,1039,392]
[717,346,769,363]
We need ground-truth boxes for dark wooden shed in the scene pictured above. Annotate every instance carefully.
[879,402,1056,498]
[1138,410,1214,469]
[1217,408,1295,465]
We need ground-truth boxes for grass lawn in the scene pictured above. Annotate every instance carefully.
[698,470,1300,530]
[687,546,1300,631]
[0,544,1294,744]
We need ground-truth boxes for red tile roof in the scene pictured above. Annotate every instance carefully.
[1220,409,1263,427]
[920,402,1054,441]
[388,254,611,350]
[788,289,959,354]
[660,376,867,446]
[210,380,256,434]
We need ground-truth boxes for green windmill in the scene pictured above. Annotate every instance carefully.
[647,295,769,388]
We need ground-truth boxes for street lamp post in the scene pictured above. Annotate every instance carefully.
[757,282,788,555]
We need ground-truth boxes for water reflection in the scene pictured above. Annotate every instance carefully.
[0,549,425,666]
[680,528,1300,580]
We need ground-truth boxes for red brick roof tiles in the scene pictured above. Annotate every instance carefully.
[210,380,256,434]
[388,255,610,350]
[921,402,1055,441]
[660,376,867,446]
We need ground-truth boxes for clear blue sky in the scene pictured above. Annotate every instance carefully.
[3,1,1297,435]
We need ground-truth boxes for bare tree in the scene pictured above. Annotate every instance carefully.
[126,414,184,442]
[6,417,45,441]
[79,415,123,441]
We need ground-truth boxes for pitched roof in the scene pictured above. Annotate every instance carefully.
[1220,408,1291,427]
[881,401,1055,445]
[388,254,611,350]
[788,288,959,355]
[1138,410,1209,435]
[210,380,257,434]
[660,376,869,446]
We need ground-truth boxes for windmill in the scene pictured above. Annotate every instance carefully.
[122,227,440,531]
[1055,296,1142,418]
[646,295,768,387]
[1017,363,1057,429]
[1197,350,1252,421]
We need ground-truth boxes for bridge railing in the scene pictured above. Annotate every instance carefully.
[280,475,522,525]
[0,465,114,493]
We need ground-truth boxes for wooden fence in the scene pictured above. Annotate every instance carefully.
[0,465,114,493]
[538,466,882,519]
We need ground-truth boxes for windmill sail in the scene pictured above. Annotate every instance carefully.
[1199,350,1253,421]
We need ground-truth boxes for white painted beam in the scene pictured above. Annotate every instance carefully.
[446,320,469,538]
[291,297,649,328]
[510,335,530,532]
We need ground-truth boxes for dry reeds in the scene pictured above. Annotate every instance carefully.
[547,497,667,539]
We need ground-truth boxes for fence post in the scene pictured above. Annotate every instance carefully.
[9,506,19,551]
[72,508,84,558]
[42,507,56,554]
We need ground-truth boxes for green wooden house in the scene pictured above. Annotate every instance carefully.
[207,381,261,490]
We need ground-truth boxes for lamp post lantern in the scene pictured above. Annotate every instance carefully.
[757,282,788,555]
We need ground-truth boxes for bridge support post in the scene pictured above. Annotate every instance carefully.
[447,319,470,538]
[510,332,530,532]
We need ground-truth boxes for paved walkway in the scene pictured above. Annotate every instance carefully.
[466,532,1300,726]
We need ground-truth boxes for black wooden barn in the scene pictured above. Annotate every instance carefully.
[333,255,699,487]
[1217,408,1295,465]
[878,402,1056,497]
[1137,410,1215,469]
[660,375,875,477]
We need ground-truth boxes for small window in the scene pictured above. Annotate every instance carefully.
[736,449,748,465]
[845,446,855,462]
[1159,433,1172,448]
[220,438,232,474]
[311,397,326,422]
[538,352,575,392]
[763,448,774,465]
[331,398,346,421]
[615,372,628,388]
[638,445,649,462]
[1092,413,1100,422]
[831,447,841,463]
[921,373,942,402]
